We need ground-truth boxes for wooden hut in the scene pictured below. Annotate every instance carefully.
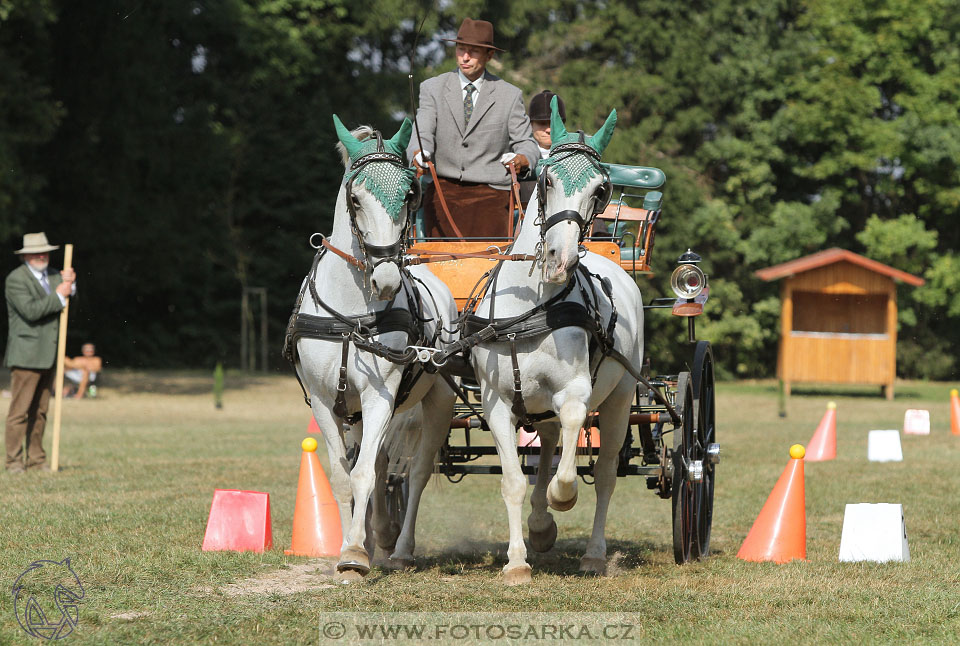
[755,248,924,400]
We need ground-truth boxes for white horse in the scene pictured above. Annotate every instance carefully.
[289,116,457,579]
[469,99,644,583]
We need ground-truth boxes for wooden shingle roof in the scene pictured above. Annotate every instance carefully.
[754,248,924,286]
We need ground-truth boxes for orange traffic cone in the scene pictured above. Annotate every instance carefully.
[577,427,600,449]
[517,426,541,447]
[737,444,806,563]
[307,417,321,434]
[951,389,960,436]
[284,437,342,557]
[805,401,837,461]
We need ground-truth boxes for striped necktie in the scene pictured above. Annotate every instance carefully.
[464,83,475,124]
[39,272,51,294]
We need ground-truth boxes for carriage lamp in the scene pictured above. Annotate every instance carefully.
[670,249,706,300]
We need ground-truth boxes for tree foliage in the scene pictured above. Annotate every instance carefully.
[0,0,958,379]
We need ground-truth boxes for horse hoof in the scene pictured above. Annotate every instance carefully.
[337,560,370,576]
[547,488,578,512]
[337,547,370,576]
[579,557,607,576]
[528,519,558,553]
[384,556,415,571]
[503,565,532,586]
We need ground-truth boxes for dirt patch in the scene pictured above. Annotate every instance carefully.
[110,611,150,621]
[220,560,340,596]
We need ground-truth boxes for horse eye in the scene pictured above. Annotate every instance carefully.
[545,176,553,188]
[351,195,361,207]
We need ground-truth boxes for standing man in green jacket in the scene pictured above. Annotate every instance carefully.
[4,232,75,473]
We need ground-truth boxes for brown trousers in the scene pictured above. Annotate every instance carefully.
[423,177,512,239]
[5,367,53,469]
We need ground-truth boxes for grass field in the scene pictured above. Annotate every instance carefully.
[1,371,959,645]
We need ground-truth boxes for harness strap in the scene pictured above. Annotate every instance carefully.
[508,335,529,425]
[508,164,526,235]
[333,333,351,420]
[427,161,465,239]
[406,249,536,264]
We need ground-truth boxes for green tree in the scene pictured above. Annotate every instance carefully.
[0,0,62,239]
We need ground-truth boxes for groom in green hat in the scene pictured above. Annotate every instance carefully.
[4,232,75,473]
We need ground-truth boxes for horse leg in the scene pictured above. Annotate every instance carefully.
[527,422,559,553]
[371,445,397,553]
[580,378,633,575]
[338,401,393,578]
[348,420,378,560]
[485,398,532,584]
[547,389,589,511]
[389,383,456,568]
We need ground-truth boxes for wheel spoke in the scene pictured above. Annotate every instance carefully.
[692,341,716,560]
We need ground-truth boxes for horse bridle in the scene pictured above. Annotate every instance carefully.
[344,132,422,270]
[536,136,612,245]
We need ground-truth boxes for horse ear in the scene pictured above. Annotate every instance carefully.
[549,96,568,147]
[588,109,617,155]
[385,118,412,157]
[333,114,365,160]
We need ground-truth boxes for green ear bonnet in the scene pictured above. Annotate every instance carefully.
[334,115,416,221]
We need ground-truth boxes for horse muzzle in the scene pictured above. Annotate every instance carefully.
[370,261,401,300]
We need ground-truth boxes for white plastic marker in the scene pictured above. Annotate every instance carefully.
[839,503,910,562]
[867,430,902,462]
[903,409,930,435]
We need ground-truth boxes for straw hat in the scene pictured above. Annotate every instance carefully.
[14,232,59,255]
[442,18,504,52]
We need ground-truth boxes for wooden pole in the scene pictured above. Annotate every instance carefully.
[259,288,268,373]
[50,244,73,473]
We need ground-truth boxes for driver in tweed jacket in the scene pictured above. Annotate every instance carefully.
[409,18,539,239]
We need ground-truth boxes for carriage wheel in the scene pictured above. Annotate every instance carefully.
[692,340,717,560]
[671,372,696,564]
[384,473,408,530]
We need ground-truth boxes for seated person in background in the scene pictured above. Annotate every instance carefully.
[519,89,566,204]
[63,343,101,399]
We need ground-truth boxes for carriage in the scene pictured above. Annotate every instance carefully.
[289,110,719,582]
[389,161,720,566]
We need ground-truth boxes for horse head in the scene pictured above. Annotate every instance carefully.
[334,115,420,300]
[536,97,616,284]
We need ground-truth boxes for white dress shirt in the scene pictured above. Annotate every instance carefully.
[457,69,485,100]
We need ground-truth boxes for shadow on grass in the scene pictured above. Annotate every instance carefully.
[789,385,923,400]
[373,537,658,580]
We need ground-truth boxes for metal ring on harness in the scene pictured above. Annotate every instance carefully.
[309,232,325,249]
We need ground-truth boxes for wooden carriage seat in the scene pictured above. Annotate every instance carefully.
[410,163,667,308]
[588,163,666,275]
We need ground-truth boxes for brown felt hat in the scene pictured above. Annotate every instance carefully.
[442,18,504,52]
[528,90,566,122]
